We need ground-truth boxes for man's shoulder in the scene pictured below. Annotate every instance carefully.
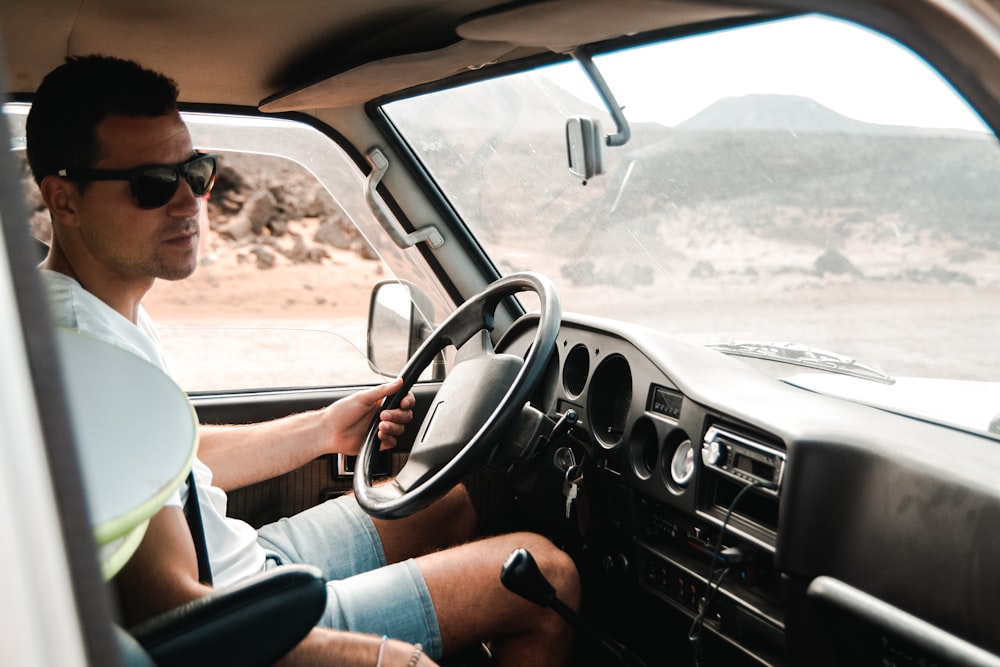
[38,269,169,371]
[39,267,78,294]
[40,269,113,328]
[39,269,89,327]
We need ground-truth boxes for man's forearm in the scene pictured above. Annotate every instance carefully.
[194,380,407,491]
[197,410,330,491]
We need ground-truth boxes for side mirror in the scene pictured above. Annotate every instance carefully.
[366,280,435,377]
[566,116,604,181]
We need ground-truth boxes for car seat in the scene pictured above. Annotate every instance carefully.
[55,328,326,667]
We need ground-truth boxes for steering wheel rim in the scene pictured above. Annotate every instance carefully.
[354,272,560,519]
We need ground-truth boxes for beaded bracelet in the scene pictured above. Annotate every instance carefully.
[407,643,423,667]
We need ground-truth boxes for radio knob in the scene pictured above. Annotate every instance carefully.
[702,439,726,466]
[601,553,630,575]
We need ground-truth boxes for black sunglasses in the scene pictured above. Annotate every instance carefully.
[58,153,219,210]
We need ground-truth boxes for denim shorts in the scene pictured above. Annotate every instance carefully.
[256,494,442,659]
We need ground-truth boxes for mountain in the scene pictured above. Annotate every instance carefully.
[560,94,1000,245]
[675,93,985,137]
[677,94,879,133]
[386,85,1000,247]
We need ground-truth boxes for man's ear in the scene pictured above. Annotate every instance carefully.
[39,175,81,227]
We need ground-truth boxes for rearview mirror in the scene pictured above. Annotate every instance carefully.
[565,116,604,181]
[564,49,630,182]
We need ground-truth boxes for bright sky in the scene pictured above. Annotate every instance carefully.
[544,15,988,132]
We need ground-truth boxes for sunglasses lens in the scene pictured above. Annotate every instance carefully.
[133,166,180,209]
[187,155,217,196]
[129,156,217,208]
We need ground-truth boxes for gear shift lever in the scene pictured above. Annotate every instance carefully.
[500,548,648,667]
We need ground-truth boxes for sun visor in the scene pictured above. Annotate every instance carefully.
[260,40,521,112]
[456,0,762,52]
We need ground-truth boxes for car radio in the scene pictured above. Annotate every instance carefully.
[701,426,784,494]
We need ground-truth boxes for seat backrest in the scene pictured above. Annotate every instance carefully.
[55,327,198,580]
[55,328,327,666]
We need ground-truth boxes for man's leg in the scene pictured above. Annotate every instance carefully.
[370,486,580,664]
[373,484,477,562]
[257,484,477,581]
[260,487,578,665]
[417,531,580,667]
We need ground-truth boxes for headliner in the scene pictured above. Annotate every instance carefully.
[2,0,1000,133]
[0,0,766,110]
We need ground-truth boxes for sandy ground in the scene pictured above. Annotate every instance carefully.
[143,247,389,390]
[144,246,382,320]
[139,211,1000,393]
[142,242,1000,393]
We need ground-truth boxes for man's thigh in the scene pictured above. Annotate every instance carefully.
[256,495,443,656]
[256,493,385,580]
[318,558,442,657]
[371,484,477,563]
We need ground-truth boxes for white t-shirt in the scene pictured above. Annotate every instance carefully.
[41,270,267,586]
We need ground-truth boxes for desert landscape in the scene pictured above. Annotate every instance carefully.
[18,93,1000,391]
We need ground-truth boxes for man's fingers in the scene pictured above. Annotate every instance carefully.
[379,419,410,439]
[358,378,407,407]
[380,406,414,424]
[374,377,404,399]
[377,421,404,450]
[398,391,416,409]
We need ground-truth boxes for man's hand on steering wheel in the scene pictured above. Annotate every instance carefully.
[324,378,416,455]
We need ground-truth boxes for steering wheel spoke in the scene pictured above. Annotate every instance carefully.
[455,329,496,363]
[355,273,560,519]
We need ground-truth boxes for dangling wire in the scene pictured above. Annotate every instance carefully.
[688,480,776,666]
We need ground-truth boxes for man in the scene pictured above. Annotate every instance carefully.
[28,55,579,667]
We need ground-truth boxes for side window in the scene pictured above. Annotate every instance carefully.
[145,149,385,392]
[5,107,454,393]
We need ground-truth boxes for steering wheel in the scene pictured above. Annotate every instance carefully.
[354,272,560,519]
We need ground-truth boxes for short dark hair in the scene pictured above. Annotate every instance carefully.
[26,55,180,186]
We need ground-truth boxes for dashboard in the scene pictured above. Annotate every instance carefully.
[495,312,1000,667]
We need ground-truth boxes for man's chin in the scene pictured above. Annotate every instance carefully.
[157,258,199,281]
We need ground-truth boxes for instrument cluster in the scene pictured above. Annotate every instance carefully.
[504,316,788,666]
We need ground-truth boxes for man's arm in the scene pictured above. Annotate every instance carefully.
[114,506,212,623]
[278,629,437,667]
[197,378,415,491]
[115,507,436,666]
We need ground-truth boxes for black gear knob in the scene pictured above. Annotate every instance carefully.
[500,548,649,667]
[500,548,556,607]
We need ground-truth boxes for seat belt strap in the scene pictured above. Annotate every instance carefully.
[183,469,213,586]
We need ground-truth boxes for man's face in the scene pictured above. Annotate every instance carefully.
[71,111,201,282]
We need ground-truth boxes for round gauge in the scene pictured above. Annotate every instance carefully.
[669,439,696,486]
[587,354,632,448]
[628,416,658,480]
[562,343,590,396]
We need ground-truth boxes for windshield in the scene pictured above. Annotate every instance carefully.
[383,15,1000,438]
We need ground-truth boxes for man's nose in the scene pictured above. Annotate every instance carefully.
[166,176,201,216]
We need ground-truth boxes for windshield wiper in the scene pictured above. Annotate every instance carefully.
[708,341,896,385]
